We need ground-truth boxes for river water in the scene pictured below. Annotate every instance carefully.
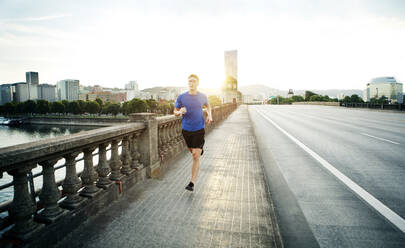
[0,123,100,215]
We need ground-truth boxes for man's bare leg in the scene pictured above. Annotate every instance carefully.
[190,148,202,183]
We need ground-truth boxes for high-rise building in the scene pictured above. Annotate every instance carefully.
[125,81,139,91]
[25,71,39,100]
[38,84,57,102]
[224,50,238,85]
[222,50,242,103]
[13,82,29,102]
[0,84,13,105]
[125,80,140,101]
[26,71,39,85]
[57,79,80,101]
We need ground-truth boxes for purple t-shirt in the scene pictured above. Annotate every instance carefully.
[175,91,208,131]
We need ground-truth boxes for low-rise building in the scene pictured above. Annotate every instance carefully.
[365,77,403,103]
[87,91,127,103]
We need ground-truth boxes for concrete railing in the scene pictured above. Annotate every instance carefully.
[292,101,339,106]
[342,102,404,111]
[0,103,237,247]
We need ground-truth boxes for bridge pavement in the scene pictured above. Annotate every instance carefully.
[56,105,283,248]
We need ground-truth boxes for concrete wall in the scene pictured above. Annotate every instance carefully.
[292,101,339,106]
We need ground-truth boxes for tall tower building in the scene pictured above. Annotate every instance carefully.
[26,71,39,100]
[224,50,238,87]
[57,79,80,101]
[125,81,139,92]
[125,80,140,101]
[26,71,39,85]
[222,50,241,103]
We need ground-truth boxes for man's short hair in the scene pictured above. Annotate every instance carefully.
[188,74,199,82]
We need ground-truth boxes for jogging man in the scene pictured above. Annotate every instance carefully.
[174,74,212,191]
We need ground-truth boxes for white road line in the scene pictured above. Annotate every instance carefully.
[361,132,400,145]
[255,107,405,233]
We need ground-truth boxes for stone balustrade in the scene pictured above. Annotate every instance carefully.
[0,103,237,247]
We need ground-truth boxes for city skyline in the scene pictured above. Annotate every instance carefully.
[1,0,405,90]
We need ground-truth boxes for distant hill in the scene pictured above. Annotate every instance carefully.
[141,86,187,94]
[239,84,287,98]
[140,85,364,99]
[141,86,222,96]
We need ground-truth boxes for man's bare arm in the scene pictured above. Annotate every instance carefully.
[205,104,212,124]
[174,107,187,117]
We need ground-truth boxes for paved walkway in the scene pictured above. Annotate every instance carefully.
[56,105,282,248]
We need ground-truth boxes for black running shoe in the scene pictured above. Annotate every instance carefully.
[185,182,194,191]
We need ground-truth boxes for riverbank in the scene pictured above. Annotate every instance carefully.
[25,116,129,127]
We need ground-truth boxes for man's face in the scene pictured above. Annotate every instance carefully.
[188,77,198,90]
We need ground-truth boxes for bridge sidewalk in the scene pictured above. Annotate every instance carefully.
[56,105,283,248]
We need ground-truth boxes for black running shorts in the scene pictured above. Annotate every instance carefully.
[182,128,205,149]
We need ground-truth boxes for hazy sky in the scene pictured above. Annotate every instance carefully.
[1,0,405,90]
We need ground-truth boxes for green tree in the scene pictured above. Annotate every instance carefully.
[16,102,25,114]
[23,100,37,114]
[305,91,317,101]
[106,103,121,116]
[36,100,50,114]
[128,98,147,114]
[121,101,129,115]
[291,95,304,102]
[268,96,292,104]
[68,101,81,115]
[208,95,221,107]
[350,94,363,103]
[77,100,87,114]
[309,95,322,101]
[51,101,65,114]
[342,96,351,103]
[95,98,103,108]
[61,100,69,114]
[377,95,388,104]
[86,101,101,115]
[157,101,171,115]
[146,99,158,113]
[3,102,16,115]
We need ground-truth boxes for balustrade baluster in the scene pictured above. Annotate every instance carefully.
[61,152,85,209]
[36,159,66,223]
[163,123,170,158]
[109,138,124,181]
[97,142,113,189]
[80,146,101,197]
[130,133,143,169]
[158,125,164,160]
[6,165,44,240]
[168,121,175,157]
[176,119,184,149]
[120,136,134,175]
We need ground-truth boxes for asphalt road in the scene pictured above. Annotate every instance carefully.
[249,105,405,248]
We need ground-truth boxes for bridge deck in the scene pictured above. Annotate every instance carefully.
[56,105,282,248]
